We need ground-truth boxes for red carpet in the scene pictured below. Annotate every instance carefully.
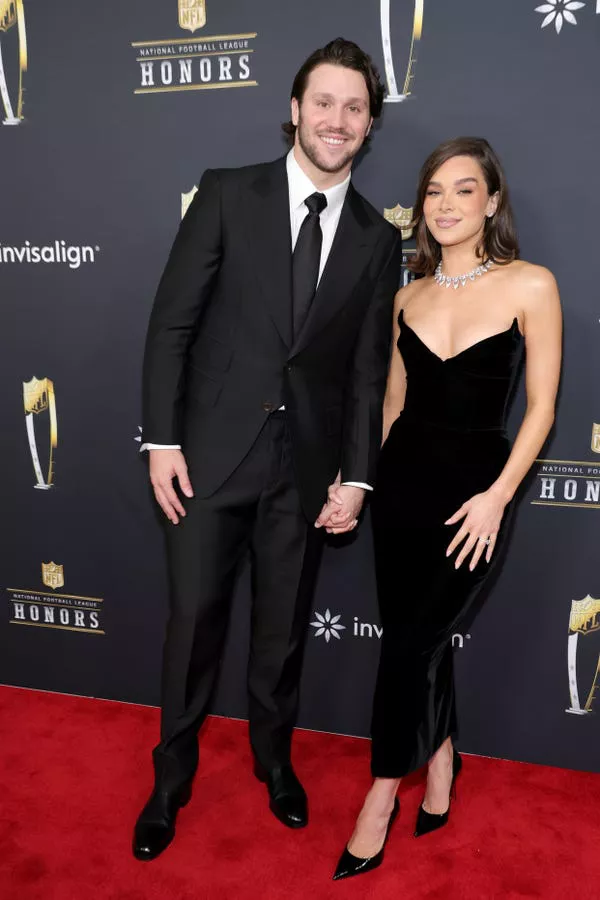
[1,686,599,900]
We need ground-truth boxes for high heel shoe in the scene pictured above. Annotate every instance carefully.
[332,796,400,881]
[414,750,462,838]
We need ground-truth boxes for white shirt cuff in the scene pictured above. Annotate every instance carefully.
[342,482,372,491]
[140,443,182,452]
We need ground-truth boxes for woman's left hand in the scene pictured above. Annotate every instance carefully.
[445,487,508,570]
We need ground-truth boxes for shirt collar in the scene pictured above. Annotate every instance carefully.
[286,148,351,217]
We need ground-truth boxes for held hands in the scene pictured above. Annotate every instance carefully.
[149,449,194,524]
[315,477,365,534]
[445,486,508,571]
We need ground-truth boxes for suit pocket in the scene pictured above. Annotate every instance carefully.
[186,369,222,408]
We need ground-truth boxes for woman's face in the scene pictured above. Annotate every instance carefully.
[423,155,499,250]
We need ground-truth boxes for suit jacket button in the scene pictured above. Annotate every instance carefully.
[262,401,275,412]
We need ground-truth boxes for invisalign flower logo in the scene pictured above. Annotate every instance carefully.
[310,610,346,642]
[535,0,586,33]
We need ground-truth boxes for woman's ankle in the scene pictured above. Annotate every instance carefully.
[428,739,453,772]
[363,778,400,812]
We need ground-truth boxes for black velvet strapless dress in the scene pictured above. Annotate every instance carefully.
[370,308,523,777]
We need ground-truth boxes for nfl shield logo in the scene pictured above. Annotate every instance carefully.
[383,204,414,240]
[569,595,600,636]
[0,4,17,32]
[0,0,18,32]
[178,0,206,33]
[23,376,51,415]
[42,561,64,590]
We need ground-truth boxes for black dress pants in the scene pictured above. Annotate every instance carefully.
[153,412,324,789]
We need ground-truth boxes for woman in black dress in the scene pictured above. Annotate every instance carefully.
[333,137,562,880]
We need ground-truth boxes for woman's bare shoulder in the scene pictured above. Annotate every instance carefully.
[393,276,430,313]
[502,259,557,294]
[490,261,559,326]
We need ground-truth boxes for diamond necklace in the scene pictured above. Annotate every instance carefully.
[434,259,493,290]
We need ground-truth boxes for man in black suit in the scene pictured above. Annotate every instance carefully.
[134,37,402,861]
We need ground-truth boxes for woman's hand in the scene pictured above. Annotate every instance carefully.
[445,486,508,570]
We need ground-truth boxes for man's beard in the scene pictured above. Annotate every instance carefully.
[296,118,363,174]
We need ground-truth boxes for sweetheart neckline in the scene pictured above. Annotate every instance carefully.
[399,310,520,363]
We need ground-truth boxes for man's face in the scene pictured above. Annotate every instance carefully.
[291,63,373,175]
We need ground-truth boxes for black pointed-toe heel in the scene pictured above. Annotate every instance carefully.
[414,750,462,838]
[332,796,400,881]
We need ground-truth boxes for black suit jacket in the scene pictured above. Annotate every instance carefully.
[142,156,402,520]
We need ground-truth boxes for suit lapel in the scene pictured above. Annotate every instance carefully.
[291,185,375,356]
[243,158,293,348]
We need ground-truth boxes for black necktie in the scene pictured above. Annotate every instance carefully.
[292,191,327,340]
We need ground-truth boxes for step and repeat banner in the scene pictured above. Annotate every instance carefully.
[2,0,599,773]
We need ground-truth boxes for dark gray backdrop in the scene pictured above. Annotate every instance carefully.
[2,0,599,772]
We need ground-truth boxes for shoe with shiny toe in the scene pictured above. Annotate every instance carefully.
[414,750,462,838]
[254,762,308,828]
[132,779,192,861]
[332,796,400,881]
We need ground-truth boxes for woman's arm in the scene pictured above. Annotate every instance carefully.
[489,266,562,503]
[382,284,414,444]
[446,265,562,569]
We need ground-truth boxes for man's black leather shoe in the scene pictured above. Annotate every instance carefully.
[254,763,308,828]
[132,780,192,861]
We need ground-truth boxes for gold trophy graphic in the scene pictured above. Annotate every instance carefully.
[380,0,424,103]
[23,377,58,489]
[591,423,600,454]
[0,0,27,125]
[178,0,206,33]
[566,595,600,715]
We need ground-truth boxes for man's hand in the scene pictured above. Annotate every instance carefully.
[149,449,194,524]
[315,483,365,534]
